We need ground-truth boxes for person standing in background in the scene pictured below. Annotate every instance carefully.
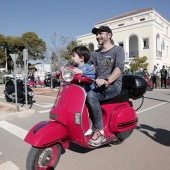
[168,66,170,88]
[151,66,158,88]
[160,65,167,89]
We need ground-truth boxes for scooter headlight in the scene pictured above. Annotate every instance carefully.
[62,67,74,82]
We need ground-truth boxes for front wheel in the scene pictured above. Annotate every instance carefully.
[5,94,12,102]
[26,144,62,170]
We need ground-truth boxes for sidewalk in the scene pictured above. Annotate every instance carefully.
[33,87,59,97]
[0,87,59,120]
[0,101,35,120]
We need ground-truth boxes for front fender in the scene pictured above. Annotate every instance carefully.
[24,121,69,149]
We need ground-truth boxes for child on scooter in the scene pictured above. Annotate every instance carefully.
[71,46,95,92]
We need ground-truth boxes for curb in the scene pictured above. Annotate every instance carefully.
[0,102,35,120]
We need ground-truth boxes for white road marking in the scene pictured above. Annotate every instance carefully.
[37,109,51,113]
[35,102,52,104]
[33,103,53,108]
[0,161,19,170]
[0,120,28,140]
[137,99,170,114]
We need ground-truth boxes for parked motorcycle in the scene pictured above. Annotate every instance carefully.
[44,72,60,88]
[27,79,36,88]
[144,75,154,91]
[24,64,148,169]
[4,78,34,104]
[36,76,45,88]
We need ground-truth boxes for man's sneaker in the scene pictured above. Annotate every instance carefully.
[88,130,106,147]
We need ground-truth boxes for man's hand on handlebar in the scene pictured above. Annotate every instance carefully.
[95,78,108,87]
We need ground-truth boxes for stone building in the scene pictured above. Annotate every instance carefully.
[77,8,170,73]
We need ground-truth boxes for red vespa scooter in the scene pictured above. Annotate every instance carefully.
[24,67,148,170]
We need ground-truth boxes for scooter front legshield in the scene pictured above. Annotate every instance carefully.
[24,121,69,149]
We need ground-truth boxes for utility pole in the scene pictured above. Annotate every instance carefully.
[23,49,28,109]
[10,54,19,112]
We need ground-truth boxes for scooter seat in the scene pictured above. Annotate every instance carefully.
[100,88,129,104]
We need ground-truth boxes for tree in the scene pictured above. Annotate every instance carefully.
[129,56,149,73]
[60,40,78,64]
[49,32,77,68]
[0,32,46,70]
[22,32,46,60]
[0,34,7,67]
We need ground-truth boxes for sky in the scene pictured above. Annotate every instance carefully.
[0,0,170,49]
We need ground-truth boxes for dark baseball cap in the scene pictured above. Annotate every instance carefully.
[92,26,112,36]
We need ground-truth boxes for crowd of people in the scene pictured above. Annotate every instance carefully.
[123,65,170,89]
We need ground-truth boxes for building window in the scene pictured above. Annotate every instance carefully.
[143,38,149,49]
[167,46,169,58]
[140,18,145,21]
[166,27,168,36]
[156,34,162,58]
[118,23,124,26]
[162,38,165,50]
[88,43,94,52]
[118,42,124,47]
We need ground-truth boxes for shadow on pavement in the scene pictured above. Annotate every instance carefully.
[144,97,170,103]
[136,124,170,146]
[68,141,111,154]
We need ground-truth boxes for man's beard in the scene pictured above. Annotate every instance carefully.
[97,38,107,45]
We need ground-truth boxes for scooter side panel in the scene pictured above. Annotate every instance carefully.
[24,121,69,149]
[109,103,138,132]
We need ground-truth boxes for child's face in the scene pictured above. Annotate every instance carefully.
[71,51,84,65]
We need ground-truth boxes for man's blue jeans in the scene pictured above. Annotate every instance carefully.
[86,84,120,131]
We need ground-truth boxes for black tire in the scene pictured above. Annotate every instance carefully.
[111,129,134,145]
[28,97,32,104]
[5,94,12,102]
[26,144,62,170]
[148,86,153,91]
[111,138,125,145]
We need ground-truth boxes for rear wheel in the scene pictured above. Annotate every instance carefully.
[26,144,62,170]
[111,138,124,145]
[111,129,134,145]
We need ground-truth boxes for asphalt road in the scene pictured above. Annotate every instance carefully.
[0,84,170,170]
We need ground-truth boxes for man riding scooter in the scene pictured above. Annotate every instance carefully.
[86,26,125,146]
[24,26,148,169]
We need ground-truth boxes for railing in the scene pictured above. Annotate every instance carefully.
[129,51,139,58]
